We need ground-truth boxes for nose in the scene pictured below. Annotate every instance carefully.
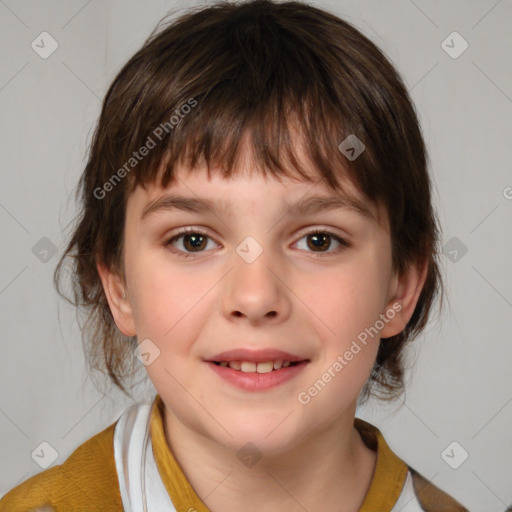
[222,248,292,325]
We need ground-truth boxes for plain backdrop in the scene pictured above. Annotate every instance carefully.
[0,1,511,510]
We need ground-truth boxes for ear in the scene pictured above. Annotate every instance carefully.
[96,261,136,337]
[380,258,429,338]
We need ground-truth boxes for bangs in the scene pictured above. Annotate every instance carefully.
[137,92,353,196]
[158,95,347,192]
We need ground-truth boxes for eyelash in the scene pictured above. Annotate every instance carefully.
[163,227,350,258]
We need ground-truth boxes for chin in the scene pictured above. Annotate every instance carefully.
[209,412,307,457]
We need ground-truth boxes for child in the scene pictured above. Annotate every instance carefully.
[0,1,469,510]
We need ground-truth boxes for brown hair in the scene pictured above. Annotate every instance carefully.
[54,0,442,402]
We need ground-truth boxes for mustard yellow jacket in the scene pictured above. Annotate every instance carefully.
[0,395,469,512]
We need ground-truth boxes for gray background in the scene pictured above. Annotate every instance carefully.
[1,0,511,510]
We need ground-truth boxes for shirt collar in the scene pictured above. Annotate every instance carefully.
[150,394,408,511]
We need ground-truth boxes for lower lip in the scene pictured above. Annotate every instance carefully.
[207,361,308,391]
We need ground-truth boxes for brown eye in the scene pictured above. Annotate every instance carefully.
[165,229,217,257]
[295,230,349,256]
[307,232,331,251]
[182,233,207,252]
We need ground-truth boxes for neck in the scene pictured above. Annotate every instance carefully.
[162,406,376,512]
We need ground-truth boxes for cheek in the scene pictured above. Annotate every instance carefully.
[130,259,216,403]
[305,259,389,338]
[128,248,212,340]
[298,253,390,389]
[297,272,384,412]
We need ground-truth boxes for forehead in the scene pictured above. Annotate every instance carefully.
[127,160,388,230]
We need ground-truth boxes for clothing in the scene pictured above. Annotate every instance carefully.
[0,394,469,512]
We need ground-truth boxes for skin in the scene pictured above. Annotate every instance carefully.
[98,150,427,512]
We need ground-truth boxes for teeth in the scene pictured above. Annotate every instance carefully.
[256,361,274,373]
[218,360,298,372]
[273,360,283,370]
[240,361,256,372]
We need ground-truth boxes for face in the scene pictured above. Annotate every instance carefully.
[99,156,422,455]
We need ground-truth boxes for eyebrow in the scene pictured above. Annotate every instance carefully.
[140,194,375,222]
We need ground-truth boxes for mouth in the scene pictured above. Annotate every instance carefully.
[205,348,309,391]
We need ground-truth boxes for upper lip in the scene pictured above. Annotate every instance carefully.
[206,349,307,363]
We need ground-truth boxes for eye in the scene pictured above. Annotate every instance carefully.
[293,229,349,256]
[164,227,350,258]
[164,228,218,257]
